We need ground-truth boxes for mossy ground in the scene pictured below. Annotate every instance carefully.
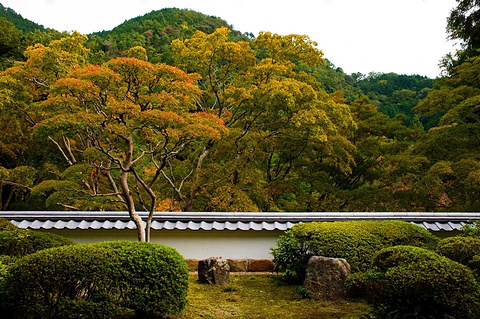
[170,274,372,318]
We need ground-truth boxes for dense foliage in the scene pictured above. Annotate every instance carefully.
[271,220,438,283]
[437,236,480,277]
[0,1,479,233]
[347,245,480,318]
[0,217,16,231]
[1,241,189,319]
[0,228,75,257]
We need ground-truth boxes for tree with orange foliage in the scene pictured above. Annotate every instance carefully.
[30,51,225,241]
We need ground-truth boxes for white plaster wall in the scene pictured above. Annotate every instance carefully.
[41,229,285,260]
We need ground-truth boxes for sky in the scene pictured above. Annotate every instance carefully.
[1,0,460,78]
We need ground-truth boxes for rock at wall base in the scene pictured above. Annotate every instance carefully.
[198,257,230,284]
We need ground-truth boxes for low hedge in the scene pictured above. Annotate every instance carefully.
[346,245,480,318]
[2,241,188,319]
[0,218,16,231]
[272,220,438,283]
[0,229,75,257]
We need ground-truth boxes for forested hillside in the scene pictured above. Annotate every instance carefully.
[0,3,45,33]
[87,8,252,64]
[0,2,478,214]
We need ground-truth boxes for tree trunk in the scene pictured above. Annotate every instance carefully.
[120,135,146,241]
[120,170,145,241]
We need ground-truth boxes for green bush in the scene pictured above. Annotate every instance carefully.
[272,220,438,282]
[437,236,480,264]
[0,218,16,231]
[2,241,189,319]
[271,230,310,284]
[459,220,480,238]
[351,245,480,318]
[0,228,75,257]
[437,236,480,277]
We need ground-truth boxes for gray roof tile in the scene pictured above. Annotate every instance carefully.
[3,211,479,232]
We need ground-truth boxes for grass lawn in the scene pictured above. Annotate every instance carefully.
[171,274,373,318]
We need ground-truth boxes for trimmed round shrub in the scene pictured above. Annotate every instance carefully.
[437,236,480,277]
[0,228,75,257]
[0,218,16,231]
[272,220,438,282]
[3,241,188,319]
[354,245,480,318]
[437,236,480,264]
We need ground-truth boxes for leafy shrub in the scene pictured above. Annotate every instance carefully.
[271,230,310,284]
[350,245,480,318]
[344,270,384,299]
[0,228,75,257]
[459,220,480,238]
[0,218,16,231]
[96,241,189,317]
[2,241,189,319]
[272,220,438,282]
[437,236,480,277]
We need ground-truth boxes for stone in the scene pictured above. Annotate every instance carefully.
[185,259,199,271]
[228,259,249,272]
[304,256,351,300]
[248,259,274,272]
[198,257,230,284]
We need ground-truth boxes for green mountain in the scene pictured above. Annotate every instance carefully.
[0,3,45,33]
[88,8,252,63]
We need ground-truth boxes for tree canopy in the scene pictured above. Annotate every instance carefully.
[0,2,478,240]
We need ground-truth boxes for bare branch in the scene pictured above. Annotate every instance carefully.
[49,136,74,166]
[63,136,77,165]
[0,180,32,191]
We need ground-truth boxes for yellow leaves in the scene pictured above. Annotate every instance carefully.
[259,77,317,113]
[156,198,181,212]
[254,32,325,67]
[106,57,155,76]
[127,46,148,61]
[49,31,89,60]
[322,135,357,175]
[71,65,121,92]
[106,58,156,97]
[183,112,227,140]
[52,77,99,96]
[172,27,256,78]
[23,32,90,83]
[104,100,141,118]
[209,184,260,212]
[323,97,357,133]
[140,110,185,127]
[292,108,332,143]
[249,59,294,84]
[0,73,33,110]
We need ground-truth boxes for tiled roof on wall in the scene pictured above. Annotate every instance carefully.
[1,211,479,232]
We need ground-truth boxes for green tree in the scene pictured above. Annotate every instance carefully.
[446,0,480,67]
[171,27,357,212]
[411,56,480,210]
[0,18,23,70]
